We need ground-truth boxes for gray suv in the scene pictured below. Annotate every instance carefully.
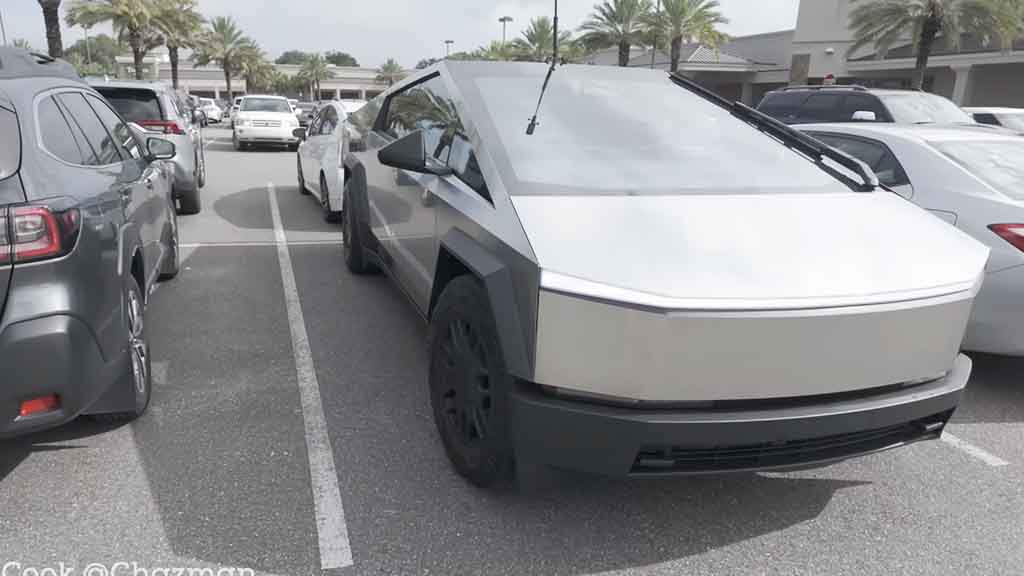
[0,49,180,437]
[91,79,205,214]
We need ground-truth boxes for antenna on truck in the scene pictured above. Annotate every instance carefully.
[525,0,559,135]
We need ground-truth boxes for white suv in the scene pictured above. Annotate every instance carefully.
[232,95,301,151]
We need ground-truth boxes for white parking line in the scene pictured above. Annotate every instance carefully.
[268,182,354,569]
[180,240,343,248]
[941,432,1010,467]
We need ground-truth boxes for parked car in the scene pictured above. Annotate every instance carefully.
[340,61,987,486]
[295,101,318,127]
[964,107,1024,134]
[0,48,180,436]
[91,79,205,214]
[231,96,243,117]
[800,123,1024,355]
[199,97,223,124]
[757,85,976,126]
[295,100,366,221]
[232,95,302,151]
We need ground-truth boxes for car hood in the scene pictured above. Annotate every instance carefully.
[512,192,990,310]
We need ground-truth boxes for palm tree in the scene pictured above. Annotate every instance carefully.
[579,0,654,66]
[642,0,729,72]
[238,44,275,93]
[376,58,405,86]
[473,41,515,61]
[512,16,573,61]
[67,0,162,80]
[193,16,252,100]
[963,0,1024,52]
[298,53,333,98]
[152,0,204,89]
[849,0,1005,90]
[37,0,64,57]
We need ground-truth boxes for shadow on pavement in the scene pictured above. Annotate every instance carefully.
[212,187,274,230]
[0,418,124,482]
[952,352,1024,424]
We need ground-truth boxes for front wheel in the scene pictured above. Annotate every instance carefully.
[342,181,372,274]
[321,173,341,223]
[429,276,513,488]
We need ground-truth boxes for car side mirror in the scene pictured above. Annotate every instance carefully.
[146,137,176,161]
[378,130,452,176]
[851,110,877,122]
[292,127,307,140]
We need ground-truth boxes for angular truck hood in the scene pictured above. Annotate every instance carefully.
[512,192,990,310]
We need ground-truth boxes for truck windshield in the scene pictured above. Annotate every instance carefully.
[0,106,19,180]
[472,68,844,196]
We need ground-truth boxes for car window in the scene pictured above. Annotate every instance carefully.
[972,113,1000,126]
[57,93,123,165]
[347,94,383,152]
[756,91,807,122]
[384,75,453,163]
[241,98,291,113]
[319,107,339,136]
[447,131,490,201]
[93,87,164,124]
[798,93,846,123]
[877,93,973,124]
[53,96,100,165]
[811,133,910,187]
[86,94,142,160]
[842,94,888,121]
[37,96,86,165]
[0,106,19,180]
[934,139,1024,201]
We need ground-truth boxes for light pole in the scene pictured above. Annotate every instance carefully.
[499,16,513,46]
[444,39,454,58]
[0,8,8,46]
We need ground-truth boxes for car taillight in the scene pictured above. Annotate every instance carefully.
[139,120,184,135]
[0,205,81,264]
[989,224,1024,253]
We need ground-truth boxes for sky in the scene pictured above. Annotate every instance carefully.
[1,0,800,69]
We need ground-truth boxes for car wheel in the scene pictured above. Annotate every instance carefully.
[232,132,241,151]
[288,143,299,152]
[297,156,310,195]
[321,173,341,223]
[92,277,152,423]
[177,187,201,215]
[196,147,207,189]
[342,180,371,274]
[159,209,180,280]
[429,276,513,488]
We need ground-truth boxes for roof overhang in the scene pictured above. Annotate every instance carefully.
[848,50,1024,72]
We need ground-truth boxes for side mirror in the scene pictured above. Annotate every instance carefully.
[378,130,452,176]
[851,110,877,122]
[146,137,176,161]
[292,127,307,140]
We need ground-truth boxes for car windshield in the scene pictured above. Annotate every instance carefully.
[471,69,845,195]
[934,139,1024,201]
[298,103,315,111]
[94,87,163,123]
[241,98,292,113]
[0,106,19,180]
[995,113,1024,131]
[877,93,973,124]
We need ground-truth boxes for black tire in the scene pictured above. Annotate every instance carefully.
[321,173,341,223]
[429,276,513,488]
[288,143,299,152]
[92,277,152,423]
[196,147,207,189]
[177,187,201,215]
[342,180,372,274]
[159,209,180,280]
[232,131,241,151]
[297,155,311,195]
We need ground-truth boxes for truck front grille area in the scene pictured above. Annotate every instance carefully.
[631,411,953,474]
[252,120,282,128]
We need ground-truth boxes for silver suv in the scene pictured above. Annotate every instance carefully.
[91,79,205,214]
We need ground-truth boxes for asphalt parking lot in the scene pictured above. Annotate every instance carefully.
[1,124,1022,576]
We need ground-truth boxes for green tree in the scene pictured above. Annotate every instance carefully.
[472,40,515,61]
[152,0,204,89]
[642,0,729,73]
[512,16,573,61]
[238,44,276,93]
[37,0,64,57]
[579,0,653,66]
[193,16,253,99]
[297,53,333,98]
[325,50,359,67]
[849,0,1008,90]
[66,0,163,80]
[376,57,405,86]
[963,0,1024,52]
[416,57,442,69]
[275,50,311,65]
[64,33,123,75]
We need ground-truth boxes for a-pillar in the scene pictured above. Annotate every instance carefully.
[951,65,974,105]
[741,81,754,106]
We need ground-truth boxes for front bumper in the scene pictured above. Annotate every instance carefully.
[0,315,118,438]
[510,353,971,476]
[235,126,298,144]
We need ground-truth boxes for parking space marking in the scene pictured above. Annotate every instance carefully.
[268,182,354,569]
[941,432,1010,467]
[179,240,343,248]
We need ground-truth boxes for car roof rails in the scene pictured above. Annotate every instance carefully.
[780,85,869,92]
[0,47,81,81]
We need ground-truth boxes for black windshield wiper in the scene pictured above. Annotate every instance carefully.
[667,73,879,191]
